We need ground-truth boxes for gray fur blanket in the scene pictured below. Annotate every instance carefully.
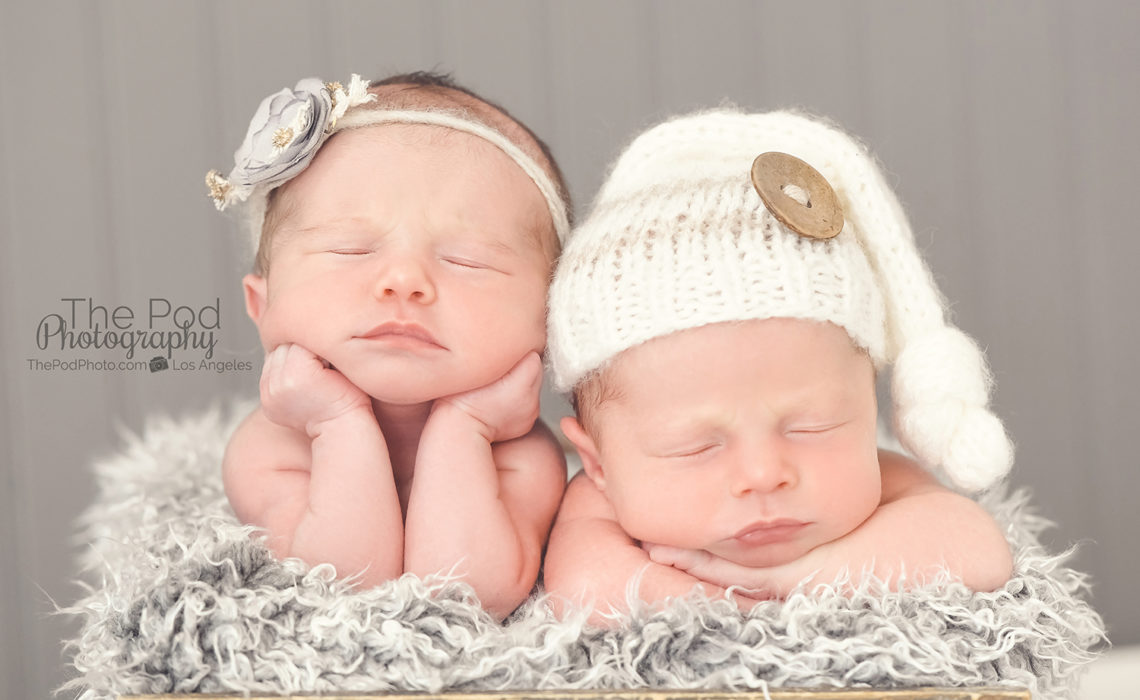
[64,402,1105,699]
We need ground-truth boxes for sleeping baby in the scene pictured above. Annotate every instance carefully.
[543,109,1014,622]
[210,72,571,619]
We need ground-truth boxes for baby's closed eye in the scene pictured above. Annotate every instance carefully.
[783,419,852,440]
[440,255,493,270]
[651,435,726,461]
[437,244,514,274]
[668,443,722,459]
[788,421,846,432]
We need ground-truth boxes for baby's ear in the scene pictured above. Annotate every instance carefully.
[242,274,268,326]
[560,416,606,490]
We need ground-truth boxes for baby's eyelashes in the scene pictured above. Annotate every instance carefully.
[439,254,515,275]
[315,248,506,274]
[656,441,724,460]
[440,256,491,270]
[783,420,850,438]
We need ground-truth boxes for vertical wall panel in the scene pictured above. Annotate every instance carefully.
[193,0,265,410]
[2,1,122,695]
[433,0,549,115]
[545,0,661,206]
[1063,1,1140,644]
[651,1,763,114]
[752,2,869,127]
[0,5,26,695]
[323,1,435,76]
[856,1,967,249]
[957,3,1088,554]
[96,3,232,428]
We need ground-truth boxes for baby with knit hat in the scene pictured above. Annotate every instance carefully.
[544,109,1014,622]
[211,72,570,619]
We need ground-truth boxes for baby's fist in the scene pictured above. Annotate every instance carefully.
[259,344,370,435]
[438,352,542,442]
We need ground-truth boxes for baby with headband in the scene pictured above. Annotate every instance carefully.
[543,109,1014,623]
[211,72,571,619]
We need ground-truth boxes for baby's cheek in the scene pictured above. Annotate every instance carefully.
[516,295,550,351]
[618,487,705,548]
[254,309,295,352]
[837,471,881,533]
[256,302,326,354]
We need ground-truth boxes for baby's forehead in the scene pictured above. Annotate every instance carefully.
[363,83,548,169]
[597,319,870,398]
[277,125,547,218]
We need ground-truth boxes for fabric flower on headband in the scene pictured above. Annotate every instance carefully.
[206,74,374,210]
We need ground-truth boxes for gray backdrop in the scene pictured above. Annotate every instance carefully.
[2,1,1137,697]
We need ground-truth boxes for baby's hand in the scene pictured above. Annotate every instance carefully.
[643,543,788,599]
[259,343,371,435]
[435,352,543,442]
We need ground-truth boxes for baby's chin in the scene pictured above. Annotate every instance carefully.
[346,378,451,408]
[356,378,505,409]
[341,370,480,407]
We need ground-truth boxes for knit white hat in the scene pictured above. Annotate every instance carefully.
[547,109,1013,492]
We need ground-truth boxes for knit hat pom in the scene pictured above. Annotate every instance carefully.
[891,326,1013,492]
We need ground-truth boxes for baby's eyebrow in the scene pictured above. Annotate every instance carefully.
[777,391,863,424]
[655,409,734,435]
[269,225,331,250]
[440,224,542,260]
[472,237,525,257]
[279,217,371,238]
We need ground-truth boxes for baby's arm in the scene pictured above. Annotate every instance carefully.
[544,472,742,625]
[403,352,566,620]
[648,450,1013,597]
[222,344,404,584]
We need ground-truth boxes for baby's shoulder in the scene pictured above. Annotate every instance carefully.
[877,448,944,504]
[491,418,567,499]
[492,418,565,470]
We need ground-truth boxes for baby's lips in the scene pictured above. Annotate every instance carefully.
[357,321,443,348]
[730,520,809,548]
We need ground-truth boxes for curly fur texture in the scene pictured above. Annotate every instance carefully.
[63,402,1104,699]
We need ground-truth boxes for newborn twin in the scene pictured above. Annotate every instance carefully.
[212,72,1013,624]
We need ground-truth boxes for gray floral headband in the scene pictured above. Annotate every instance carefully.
[206,74,570,253]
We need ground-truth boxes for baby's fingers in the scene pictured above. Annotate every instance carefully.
[508,351,543,392]
[259,344,287,391]
[258,344,366,431]
[441,351,543,441]
[645,544,745,588]
[644,543,710,571]
[483,351,542,405]
[645,543,776,602]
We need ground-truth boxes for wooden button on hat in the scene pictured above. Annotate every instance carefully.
[751,151,844,239]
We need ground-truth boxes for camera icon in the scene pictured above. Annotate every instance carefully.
[148,356,169,373]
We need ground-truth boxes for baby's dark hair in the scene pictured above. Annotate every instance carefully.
[571,366,626,442]
[256,70,572,275]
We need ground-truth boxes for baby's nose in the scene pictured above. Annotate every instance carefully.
[373,256,436,303]
[729,446,798,497]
